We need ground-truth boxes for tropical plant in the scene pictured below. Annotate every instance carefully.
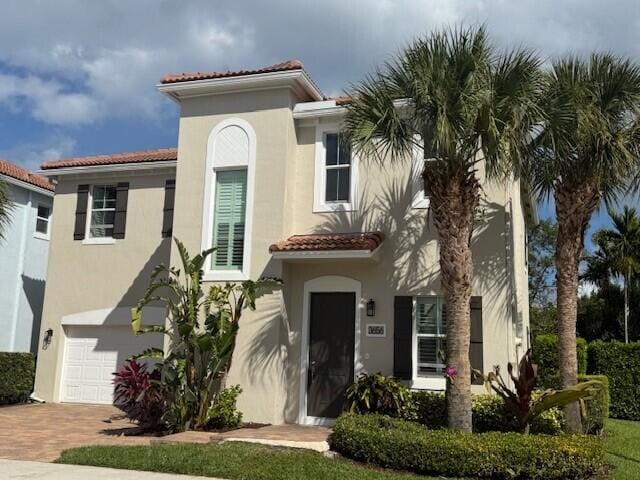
[345,373,413,418]
[131,238,276,431]
[0,178,13,240]
[207,385,243,430]
[474,349,603,433]
[113,359,165,431]
[343,25,543,431]
[529,53,640,432]
[584,206,640,343]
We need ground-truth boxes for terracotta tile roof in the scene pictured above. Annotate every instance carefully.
[41,148,177,170]
[160,60,304,84]
[0,159,53,191]
[327,95,352,106]
[269,232,385,253]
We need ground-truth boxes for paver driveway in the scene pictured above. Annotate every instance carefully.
[0,403,152,462]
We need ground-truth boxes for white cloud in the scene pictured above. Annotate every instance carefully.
[0,0,638,127]
[0,134,77,171]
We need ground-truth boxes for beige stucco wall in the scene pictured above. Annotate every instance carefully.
[33,172,173,402]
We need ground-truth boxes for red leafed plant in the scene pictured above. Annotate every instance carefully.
[113,359,165,431]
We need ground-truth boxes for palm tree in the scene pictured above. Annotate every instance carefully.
[530,54,640,432]
[343,26,542,432]
[0,178,13,240]
[586,207,640,343]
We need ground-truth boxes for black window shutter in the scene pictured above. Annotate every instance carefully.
[161,179,176,237]
[470,296,484,385]
[393,296,413,380]
[112,182,129,239]
[73,184,90,240]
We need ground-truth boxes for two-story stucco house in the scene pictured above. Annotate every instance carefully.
[0,160,54,353]
[33,60,535,425]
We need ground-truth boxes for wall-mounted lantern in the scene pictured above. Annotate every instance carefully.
[43,328,54,349]
[366,299,376,317]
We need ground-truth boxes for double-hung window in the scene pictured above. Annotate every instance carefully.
[88,185,117,238]
[324,133,351,203]
[415,297,446,376]
[34,204,51,237]
[212,170,247,270]
[314,128,356,212]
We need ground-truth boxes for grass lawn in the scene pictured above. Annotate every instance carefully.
[605,419,640,480]
[56,441,450,480]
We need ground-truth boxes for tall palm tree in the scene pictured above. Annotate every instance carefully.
[530,54,640,432]
[0,178,13,240]
[586,206,640,343]
[343,26,542,432]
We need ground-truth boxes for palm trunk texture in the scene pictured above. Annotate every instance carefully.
[427,166,480,433]
[554,182,600,434]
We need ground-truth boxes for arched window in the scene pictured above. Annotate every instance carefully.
[201,118,256,281]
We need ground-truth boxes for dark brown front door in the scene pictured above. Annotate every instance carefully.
[307,292,355,418]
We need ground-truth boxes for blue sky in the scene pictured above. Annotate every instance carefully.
[1,0,639,242]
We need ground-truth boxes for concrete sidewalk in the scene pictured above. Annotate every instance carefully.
[0,459,222,479]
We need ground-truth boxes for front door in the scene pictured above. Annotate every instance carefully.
[307,292,355,418]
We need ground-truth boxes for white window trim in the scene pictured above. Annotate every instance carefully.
[33,203,52,240]
[82,184,117,245]
[411,144,431,210]
[201,118,256,282]
[411,296,446,391]
[298,275,363,426]
[313,124,358,213]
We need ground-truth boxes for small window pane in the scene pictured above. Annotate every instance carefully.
[417,301,438,335]
[212,170,247,270]
[37,205,50,218]
[325,134,339,166]
[35,219,48,234]
[325,166,350,203]
[337,167,350,201]
[338,137,351,165]
[325,169,338,201]
[90,225,114,237]
[91,210,115,226]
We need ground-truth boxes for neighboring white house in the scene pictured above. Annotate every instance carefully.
[0,160,54,353]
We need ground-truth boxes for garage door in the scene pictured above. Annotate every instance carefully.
[61,325,162,404]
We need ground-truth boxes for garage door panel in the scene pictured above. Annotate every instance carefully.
[61,326,162,405]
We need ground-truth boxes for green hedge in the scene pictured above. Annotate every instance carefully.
[533,334,587,388]
[411,391,562,434]
[588,340,640,420]
[0,352,35,404]
[329,413,606,480]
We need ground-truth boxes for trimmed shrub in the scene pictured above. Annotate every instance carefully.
[588,340,640,420]
[0,352,35,405]
[410,391,562,434]
[207,385,243,430]
[533,334,587,388]
[329,413,606,480]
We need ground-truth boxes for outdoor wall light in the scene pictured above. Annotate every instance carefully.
[43,328,53,349]
[366,299,376,317]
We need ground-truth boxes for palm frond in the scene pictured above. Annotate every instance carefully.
[0,178,14,240]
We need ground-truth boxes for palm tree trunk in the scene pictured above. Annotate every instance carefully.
[624,267,630,344]
[427,167,480,433]
[555,182,600,434]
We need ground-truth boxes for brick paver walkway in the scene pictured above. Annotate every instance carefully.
[0,403,151,462]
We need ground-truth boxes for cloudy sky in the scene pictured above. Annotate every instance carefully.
[1,0,639,231]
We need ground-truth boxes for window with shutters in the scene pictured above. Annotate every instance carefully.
[414,297,446,376]
[87,185,117,238]
[212,170,247,270]
[202,118,255,281]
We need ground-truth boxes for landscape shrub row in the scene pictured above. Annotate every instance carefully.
[0,352,35,405]
[410,391,562,434]
[588,340,640,421]
[329,413,606,480]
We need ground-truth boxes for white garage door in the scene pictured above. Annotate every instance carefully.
[61,325,162,404]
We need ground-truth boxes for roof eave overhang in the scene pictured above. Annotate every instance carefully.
[0,174,54,197]
[157,70,323,103]
[271,246,382,261]
[38,160,177,178]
